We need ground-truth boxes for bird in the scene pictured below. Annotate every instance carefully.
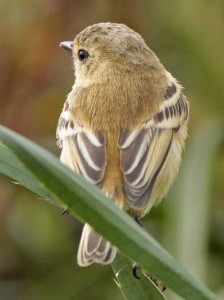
[57,22,189,267]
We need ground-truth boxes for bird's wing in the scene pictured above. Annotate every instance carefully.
[118,82,189,211]
[57,112,115,267]
[57,115,106,185]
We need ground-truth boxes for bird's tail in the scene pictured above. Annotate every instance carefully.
[77,223,117,266]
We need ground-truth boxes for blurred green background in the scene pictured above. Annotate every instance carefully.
[0,1,223,299]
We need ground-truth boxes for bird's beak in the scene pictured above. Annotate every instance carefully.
[60,41,73,52]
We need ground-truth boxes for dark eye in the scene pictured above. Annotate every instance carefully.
[78,49,89,62]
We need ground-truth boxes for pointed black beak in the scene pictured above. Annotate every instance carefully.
[60,41,73,52]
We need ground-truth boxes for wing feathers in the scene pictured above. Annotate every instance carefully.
[120,129,149,174]
[74,135,104,183]
[120,128,173,209]
[124,147,148,185]
[152,93,189,129]
[119,83,189,211]
[125,131,172,208]
[77,133,105,170]
[118,128,142,149]
[164,82,177,100]
[59,123,106,184]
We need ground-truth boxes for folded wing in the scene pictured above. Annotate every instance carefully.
[119,81,189,213]
[58,118,106,185]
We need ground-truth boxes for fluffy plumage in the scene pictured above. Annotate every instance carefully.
[57,23,189,266]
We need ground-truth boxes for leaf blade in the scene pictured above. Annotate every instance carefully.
[0,125,220,300]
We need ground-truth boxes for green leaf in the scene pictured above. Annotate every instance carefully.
[0,125,220,300]
[0,142,60,206]
[112,253,167,300]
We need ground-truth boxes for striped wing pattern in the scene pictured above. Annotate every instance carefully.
[119,78,189,211]
[119,127,173,209]
[77,224,116,266]
[57,108,115,266]
[57,116,106,185]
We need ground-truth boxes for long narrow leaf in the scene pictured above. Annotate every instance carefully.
[0,142,60,205]
[112,253,167,300]
[0,125,220,300]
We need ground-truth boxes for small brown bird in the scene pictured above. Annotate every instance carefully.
[57,23,189,267]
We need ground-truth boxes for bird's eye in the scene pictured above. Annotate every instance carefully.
[78,49,89,62]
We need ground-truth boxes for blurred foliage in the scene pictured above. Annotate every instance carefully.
[0,0,223,299]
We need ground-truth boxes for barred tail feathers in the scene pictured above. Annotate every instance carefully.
[77,223,117,266]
